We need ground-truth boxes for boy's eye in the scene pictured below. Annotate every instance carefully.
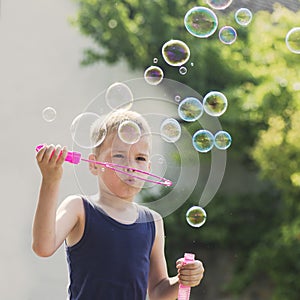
[137,156,146,161]
[113,154,124,159]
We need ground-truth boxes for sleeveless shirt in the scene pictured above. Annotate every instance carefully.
[65,198,156,300]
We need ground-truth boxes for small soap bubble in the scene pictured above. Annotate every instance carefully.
[118,120,141,144]
[178,97,204,122]
[144,65,164,85]
[206,0,233,10]
[153,57,158,64]
[161,40,190,66]
[71,112,107,149]
[42,107,56,122]
[179,66,188,75]
[286,27,300,54]
[108,19,118,29]
[214,130,232,150]
[184,6,218,38]
[186,206,207,228]
[174,95,181,103]
[219,26,237,45]
[192,129,214,153]
[160,118,181,143]
[235,8,252,26]
[105,82,134,110]
[150,154,167,169]
[203,91,228,117]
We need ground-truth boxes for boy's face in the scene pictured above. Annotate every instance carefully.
[91,131,151,200]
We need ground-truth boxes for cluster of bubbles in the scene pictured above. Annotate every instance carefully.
[183,5,253,46]
[157,93,231,160]
[142,2,253,86]
[49,0,249,228]
[140,1,245,226]
[193,129,232,152]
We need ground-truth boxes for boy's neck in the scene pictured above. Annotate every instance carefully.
[94,194,139,225]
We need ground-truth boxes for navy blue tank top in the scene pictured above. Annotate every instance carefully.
[65,198,156,300]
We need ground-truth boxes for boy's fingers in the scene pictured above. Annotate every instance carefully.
[36,144,47,162]
[57,146,68,164]
[44,144,55,162]
[177,260,205,287]
[51,145,62,162]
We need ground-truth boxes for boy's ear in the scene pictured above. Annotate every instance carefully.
[88,153,99,175]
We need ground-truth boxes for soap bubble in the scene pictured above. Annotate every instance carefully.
[153,57,158,63]
[178,97,204,122]
[71,112,107,149]
[42,107,56,122]
[186,206,207,228]
[214,130,232,150]
[206,0,233,10]
[192,129,214,153]
[184,6,218,38]
[162,39,190,66]
[144,66,164,85]
[150,154,167,175]
[108,19,118,29]
[105,82,134,110]
[160,118,181,143]
[174,95,181,103]
[118,120,141,144]
[203,91,228,117]
[179,66,188,75]
[235,8,253,26]
[219,26,237,45]
[286,27,300,54]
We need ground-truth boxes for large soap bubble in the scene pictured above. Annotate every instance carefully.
[162,39,190,66]
[286,27,300,54]
[105,82,134,110]
[206,0,233,10]
[186,206,207,228]
[184,6,218,38]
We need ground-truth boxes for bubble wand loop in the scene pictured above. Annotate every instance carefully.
[36,145,172,187]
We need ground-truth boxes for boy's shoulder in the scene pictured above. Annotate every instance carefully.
[136,204,163,223]
[58,194,84,215]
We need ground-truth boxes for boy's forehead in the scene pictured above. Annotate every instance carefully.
[103,132,152,153]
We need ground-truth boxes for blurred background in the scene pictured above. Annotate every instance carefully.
[1,0,300,299]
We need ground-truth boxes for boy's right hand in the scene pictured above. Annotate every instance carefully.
[36,144,68,182]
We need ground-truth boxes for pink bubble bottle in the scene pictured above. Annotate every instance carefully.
[178,253,195,300]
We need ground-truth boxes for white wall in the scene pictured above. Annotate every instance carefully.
[0,1,139,299]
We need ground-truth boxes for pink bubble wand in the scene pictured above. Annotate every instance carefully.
[178,253,195,300]
[36,145,172,187]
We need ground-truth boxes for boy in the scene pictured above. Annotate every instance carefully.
[32,109,204,299]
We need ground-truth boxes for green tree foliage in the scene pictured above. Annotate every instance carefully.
[71,1,300,298]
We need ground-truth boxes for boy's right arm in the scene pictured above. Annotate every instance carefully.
[32,144,82,257]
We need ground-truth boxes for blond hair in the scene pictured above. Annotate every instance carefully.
[90,109,151,155]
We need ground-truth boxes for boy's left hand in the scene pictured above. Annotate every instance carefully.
[176,257,205,287]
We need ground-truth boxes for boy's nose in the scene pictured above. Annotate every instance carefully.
[125,165,135,173]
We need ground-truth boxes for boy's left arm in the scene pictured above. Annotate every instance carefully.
[148,211,204,300]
